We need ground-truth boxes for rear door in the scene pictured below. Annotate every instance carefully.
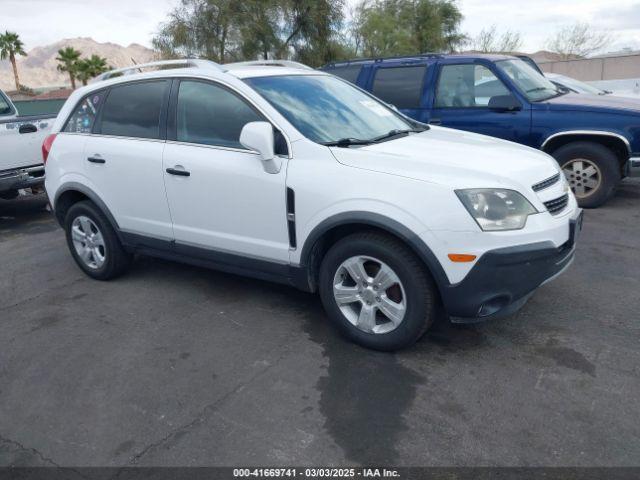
[428,60,531,143]
[368,64,430,122]
[83,80,174,241]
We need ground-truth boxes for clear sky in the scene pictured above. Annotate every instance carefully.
[1,0,639,53]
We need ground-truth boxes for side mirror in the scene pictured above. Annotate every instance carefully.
[240,121,281,174]
[488,94,522,112]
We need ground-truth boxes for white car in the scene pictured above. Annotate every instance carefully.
[43,59,583,351]
[0,88,54,199]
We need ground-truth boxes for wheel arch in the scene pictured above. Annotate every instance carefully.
[541,131,630,174]
[53,182,123,241]
[297,212,450,296]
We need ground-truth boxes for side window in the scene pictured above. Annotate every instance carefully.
[435,64,510,108]
[176,80,264,149]
[63,91,105,133]
[329,65,362,84]
[0,92,12,116]
[99,81,167,139]
[371,66,426,109]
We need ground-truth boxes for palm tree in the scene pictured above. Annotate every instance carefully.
[56,47,81,89]
[0,31,27,91]
[75,55,111,85]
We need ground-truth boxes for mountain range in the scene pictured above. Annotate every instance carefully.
[0,38,156,91]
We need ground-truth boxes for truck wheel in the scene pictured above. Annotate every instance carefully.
[552,142,620,208]
[0,190,19,200]
[64,200,132,280]
[319,232,436,351]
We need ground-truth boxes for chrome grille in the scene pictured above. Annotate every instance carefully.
[532,173,561,192]
[544,194,569,215]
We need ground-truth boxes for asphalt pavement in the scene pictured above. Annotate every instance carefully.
[0,180,639,468]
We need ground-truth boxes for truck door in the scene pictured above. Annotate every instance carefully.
[428,60,531,144]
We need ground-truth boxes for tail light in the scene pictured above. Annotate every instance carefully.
[42,133,57,164]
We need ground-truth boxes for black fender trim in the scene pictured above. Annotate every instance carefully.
[52,182,123,242]
[298,211,450,296]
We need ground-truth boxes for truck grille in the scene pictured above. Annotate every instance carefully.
[532,173,560,192]
[544,194,569,215]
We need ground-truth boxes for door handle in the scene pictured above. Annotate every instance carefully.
[19,124,37,134]
[87,156,106,164]
[166,167,190,177]
[429,119,442,126]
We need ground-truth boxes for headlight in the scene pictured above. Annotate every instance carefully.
[455,189,538,231]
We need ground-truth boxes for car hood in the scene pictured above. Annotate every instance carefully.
[329,126,559,191]
[542,92,640,114]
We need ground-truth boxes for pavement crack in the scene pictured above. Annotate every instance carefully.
[128,338,295,464]
[0,433,60,467]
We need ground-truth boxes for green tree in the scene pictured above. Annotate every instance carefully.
[75,55,110,86]
[56,46,82,89]
[154,0,241,62]
[281,0,346,66]
[0,31,27,91]
[352,0,465,57]
[152,0,347,67]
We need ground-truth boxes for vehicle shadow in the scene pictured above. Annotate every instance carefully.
[0,194,54,236]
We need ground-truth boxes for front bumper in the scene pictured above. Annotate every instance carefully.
[627,157,640,177]
[440,209,583,321]
[0,164,45,193]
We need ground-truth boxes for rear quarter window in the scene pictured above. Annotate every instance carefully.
[371,66,427,109]
[63,91,106,133]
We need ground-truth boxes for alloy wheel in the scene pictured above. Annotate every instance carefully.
[71,216,106,269]
[332,255,407,334]
[562,158,602,199]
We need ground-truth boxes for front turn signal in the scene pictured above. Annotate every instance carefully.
[448,253,477,263]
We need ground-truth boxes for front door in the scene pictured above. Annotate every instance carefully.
[162,79,290,263]
[429,61,531,144]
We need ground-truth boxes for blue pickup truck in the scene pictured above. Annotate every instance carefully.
[322,53,640,208]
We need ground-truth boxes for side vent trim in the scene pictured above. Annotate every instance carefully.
[286,187,297,249]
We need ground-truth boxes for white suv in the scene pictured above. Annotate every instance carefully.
[44,59,583,351]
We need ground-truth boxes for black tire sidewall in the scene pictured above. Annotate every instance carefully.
[552,142,620,208]
[64,201,123,280]
[319,235,434,351]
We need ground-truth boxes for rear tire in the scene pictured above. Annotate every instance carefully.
[552,141,620,208]
[64,201,132,280]
[319,232,437,351]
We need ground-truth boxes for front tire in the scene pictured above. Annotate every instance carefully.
[319,232,437,351]
[0,190,19,200]
[552,141,621,208]
[64,201,132,280]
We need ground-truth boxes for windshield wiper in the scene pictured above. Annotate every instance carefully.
[371,128,426,143]
[323,127,426,147]
[322,137,374,147]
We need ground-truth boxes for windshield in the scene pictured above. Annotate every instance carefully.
[552,75,605,95]
[245,74,416,144]
[496,59,562,102]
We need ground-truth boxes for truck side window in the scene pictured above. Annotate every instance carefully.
[329,65,362,84]
[0,94,11,116]
[63,91,105,133]
[176,80,264,149]
[435,64,510,108]
[372,66,427,109]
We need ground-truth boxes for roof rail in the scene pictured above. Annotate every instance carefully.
[322,52,445,68]
[92,59,225,82]
[224,60,313,70]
